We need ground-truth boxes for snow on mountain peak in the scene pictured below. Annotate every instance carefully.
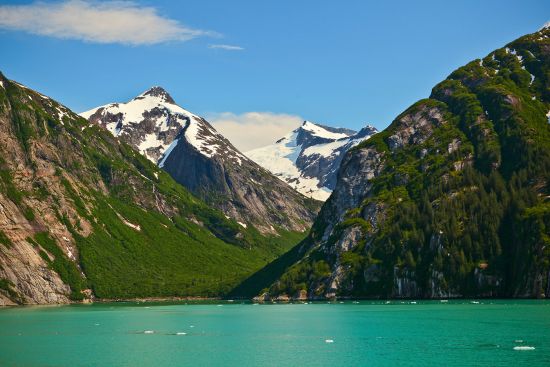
[80,89,238,164]
[246,120,377,201]
[135,86,176,104]
[300,120,352,140]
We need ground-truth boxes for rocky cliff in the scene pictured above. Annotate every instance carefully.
[261,26,550,300]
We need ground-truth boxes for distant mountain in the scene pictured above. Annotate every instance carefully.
[82,88,319,234]
[0,75,308,305]
[255,26,550,300]
[246,121,377,200]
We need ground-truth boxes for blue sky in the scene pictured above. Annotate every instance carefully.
[0,0,548,148]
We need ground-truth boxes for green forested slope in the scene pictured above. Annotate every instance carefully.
[261,26,550,299]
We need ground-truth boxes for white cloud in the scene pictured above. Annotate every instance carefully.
[0,0,213,45]
[209,44,244,51]
[207,112,303,151]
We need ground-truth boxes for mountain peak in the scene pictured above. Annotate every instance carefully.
[355,125,378,138]
[137,86,176,104]
[299,120,355,140]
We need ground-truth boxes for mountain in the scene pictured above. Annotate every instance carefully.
[82,89,319,234]
[0,74,307,305]
[255,26,550,300]
[246,121,378,200]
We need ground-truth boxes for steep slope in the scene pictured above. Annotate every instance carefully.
[82,90,319,233]
[260,26,550,300]
[246,121,377,200]
[0,74,306,305]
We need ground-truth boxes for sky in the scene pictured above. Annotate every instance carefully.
[0,0,548,150]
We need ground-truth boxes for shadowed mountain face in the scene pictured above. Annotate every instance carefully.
[246,121,378,201]
[256,26,550,301]
[82,90,319,234]
[0,75,308,305]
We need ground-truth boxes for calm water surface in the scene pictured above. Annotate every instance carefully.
[0,300,549,366]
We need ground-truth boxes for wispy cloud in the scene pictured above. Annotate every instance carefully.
[209,44,244,51]
[207,112,303,151]
[0,0,213,45]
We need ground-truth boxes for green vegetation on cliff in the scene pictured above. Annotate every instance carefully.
[262,27,550,299]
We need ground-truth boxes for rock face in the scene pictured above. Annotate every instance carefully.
[82,89,319,233]
[263,26,550,299]
[0,77,94,304]
[246,121,377,201]
[0,199,72,305]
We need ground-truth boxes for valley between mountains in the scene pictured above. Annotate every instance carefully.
[0,26,549,305]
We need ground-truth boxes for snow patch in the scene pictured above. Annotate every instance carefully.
[301,121,349,140]
[158,138,178,168]
[114,211,141,231]
[246,129,331,201]
[184,118,222,158]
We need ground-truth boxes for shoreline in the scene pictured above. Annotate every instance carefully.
[2,296,548,308]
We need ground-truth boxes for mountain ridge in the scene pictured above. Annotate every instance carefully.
[81,89,320,234]
[246,121,377,200]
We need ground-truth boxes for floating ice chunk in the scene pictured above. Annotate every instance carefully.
[514,346,535,351]
[471,301,480,304]
[410,301,417,304]
[325,339,334,343]
[189,325,195,328]
[143,330,154,334]
[176,332,187,336]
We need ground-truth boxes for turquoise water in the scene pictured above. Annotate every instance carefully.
[0,300,549,366]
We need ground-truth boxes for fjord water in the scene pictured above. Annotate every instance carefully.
[0,301,548,366]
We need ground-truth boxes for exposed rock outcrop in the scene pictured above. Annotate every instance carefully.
[262,26,550,300]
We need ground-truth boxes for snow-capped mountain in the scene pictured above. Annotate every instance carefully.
[80,87,242,165]
[246,121,378,201]
[81,88,319,233]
